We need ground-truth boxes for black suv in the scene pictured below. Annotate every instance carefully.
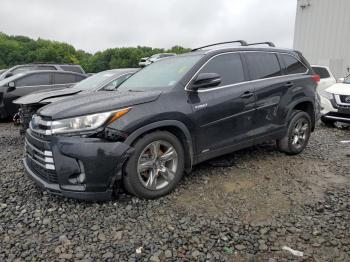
[23,41,320,201]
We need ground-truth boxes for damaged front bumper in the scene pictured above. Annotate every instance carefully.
[24,129,133,201]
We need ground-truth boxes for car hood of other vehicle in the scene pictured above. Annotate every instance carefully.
[38,90,162,120]
[326,83,350,95]
[13,88,82,105]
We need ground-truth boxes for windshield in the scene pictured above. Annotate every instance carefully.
[71,71,117,91]
[118,55,202,91]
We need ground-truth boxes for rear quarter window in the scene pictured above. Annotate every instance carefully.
[245,52,282,80]
[281,54,308,75]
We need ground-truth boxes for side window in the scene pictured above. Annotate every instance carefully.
[60,65,84,74]
[12,66,36,74]
[16,73,51,87]
[281,54,308,75]
[245,52,282,80]
[199,53,245,86]
[312,67,330,79]
[102,74,131,90]
[54,73,78,84]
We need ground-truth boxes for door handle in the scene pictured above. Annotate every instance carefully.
[284,81,294,88]
[240,91,254,99]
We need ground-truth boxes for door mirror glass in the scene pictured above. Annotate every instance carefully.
[7,81,16,91]
[191,73,221,90]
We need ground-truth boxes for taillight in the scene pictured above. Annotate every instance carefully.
[312,74,320,83]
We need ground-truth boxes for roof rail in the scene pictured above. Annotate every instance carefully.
[247,42,275,47]
[192,40,248,52]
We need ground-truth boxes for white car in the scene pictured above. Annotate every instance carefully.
[320,77,350,126]
[138,53,176,67]
[312,65,336,96]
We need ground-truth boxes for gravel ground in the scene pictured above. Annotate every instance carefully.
[0,122,349,261]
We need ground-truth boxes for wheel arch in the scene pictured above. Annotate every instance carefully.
[124,120,194,173]
[286,98,316,131]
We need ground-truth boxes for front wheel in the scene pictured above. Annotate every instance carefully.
[277,110,311,155]
[123,131,184,199]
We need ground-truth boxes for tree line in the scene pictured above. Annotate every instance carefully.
[0,32,190,73]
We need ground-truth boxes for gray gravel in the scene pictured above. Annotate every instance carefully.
[0,122,349,261]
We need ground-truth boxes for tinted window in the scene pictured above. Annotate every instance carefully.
[16,73,51,87]
[312,67,330,79]
[282,54,308,75]
[199,53,245,86]
[60,65,84,74]
[245,52,282,80]
[54,73,78,84]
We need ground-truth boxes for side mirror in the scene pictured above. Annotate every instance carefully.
[7,81,16,92]
[337,78,345,83]
[190,73,221,90]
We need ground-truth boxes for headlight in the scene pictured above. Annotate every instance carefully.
[319,91,333,100]
[50,108,131,134]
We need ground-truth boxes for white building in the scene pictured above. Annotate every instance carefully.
[294,0,350,78]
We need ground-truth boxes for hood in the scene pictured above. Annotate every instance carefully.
[38,90,162,120]
[326,83,350,95]
[13,88,81,105]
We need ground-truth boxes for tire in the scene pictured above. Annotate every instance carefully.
[123,131,185,199]
[277,110,311,155]
[321,117,336,128]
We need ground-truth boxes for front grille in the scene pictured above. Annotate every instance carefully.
[25,139,57,183]
[26,156,58,183]
[339,95,350,104]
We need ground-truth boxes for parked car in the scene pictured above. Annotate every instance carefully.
[24,40,320,201]
[312,65,336,95]
[139,53,176,67]
[0,63,85,80]
[0,70,86,119]
[138,57,149,67]
[319,77,350,126]
[14,68,138,133]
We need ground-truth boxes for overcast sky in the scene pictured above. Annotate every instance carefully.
[0,0,297,53]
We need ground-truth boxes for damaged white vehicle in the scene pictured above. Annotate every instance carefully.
[320,77,350,126]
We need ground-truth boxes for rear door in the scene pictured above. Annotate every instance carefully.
[243,51,285,137]
[4,72,53,116]
[189,52,256,154]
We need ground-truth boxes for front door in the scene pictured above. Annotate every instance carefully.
[188,52,255,155]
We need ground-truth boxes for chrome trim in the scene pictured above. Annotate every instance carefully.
[184,51,309,93]
[25,139,55,170]
[26,153,55,171]
[324,115,350,121]
[334,94,350,106]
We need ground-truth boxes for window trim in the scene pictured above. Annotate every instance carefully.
[184,51,309,93]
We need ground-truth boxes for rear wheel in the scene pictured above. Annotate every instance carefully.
[123,131,184,199]
[277,110,311,155]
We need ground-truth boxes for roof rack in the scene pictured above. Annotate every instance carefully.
[247,42,275,47]
[191,40,248,52]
